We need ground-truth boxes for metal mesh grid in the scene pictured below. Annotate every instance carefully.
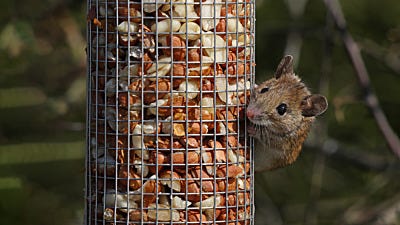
[85,0,255,224]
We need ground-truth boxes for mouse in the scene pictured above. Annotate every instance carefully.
[247,55,328,172]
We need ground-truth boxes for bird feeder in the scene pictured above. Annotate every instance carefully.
[85,0,255,224]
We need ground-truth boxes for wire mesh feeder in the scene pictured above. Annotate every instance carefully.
[86,0,255,224]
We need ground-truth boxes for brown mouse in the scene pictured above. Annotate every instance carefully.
[247,55,328,172]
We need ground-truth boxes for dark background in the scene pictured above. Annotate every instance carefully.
[0,0,399,224]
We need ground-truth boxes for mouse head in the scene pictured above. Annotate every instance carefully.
[247,55,328,134]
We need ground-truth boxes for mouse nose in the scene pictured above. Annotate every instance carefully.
[246,109,255,119]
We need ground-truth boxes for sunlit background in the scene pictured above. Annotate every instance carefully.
[1,0,399,224]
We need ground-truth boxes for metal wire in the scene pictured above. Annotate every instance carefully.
[86,0,255,224]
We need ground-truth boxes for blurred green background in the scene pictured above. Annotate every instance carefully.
[0,0,399,224]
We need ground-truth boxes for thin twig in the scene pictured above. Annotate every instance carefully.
[284,0,309,65]
[306,139,394,171]
[303,10,333,225]
[323,0,400,159]
[359,39,400,74]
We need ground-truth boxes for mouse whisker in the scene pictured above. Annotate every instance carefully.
[255,124,271,152]
[263,126,272,151]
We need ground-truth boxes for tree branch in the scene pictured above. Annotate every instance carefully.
[316,139,393,171]
[323,0,400,159]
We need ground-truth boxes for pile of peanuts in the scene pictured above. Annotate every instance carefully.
[87,0,254,224]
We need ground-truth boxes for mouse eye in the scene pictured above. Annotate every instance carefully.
[259,87,269,93]
[276,103,287,115]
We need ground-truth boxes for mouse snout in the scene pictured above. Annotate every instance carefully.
[246,109,255,119]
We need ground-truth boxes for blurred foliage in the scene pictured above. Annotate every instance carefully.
[0,0,86,224]
[0,0,399,225]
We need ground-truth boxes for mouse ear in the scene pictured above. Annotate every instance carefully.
[275,55,294,79]
[301,94,328,117]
